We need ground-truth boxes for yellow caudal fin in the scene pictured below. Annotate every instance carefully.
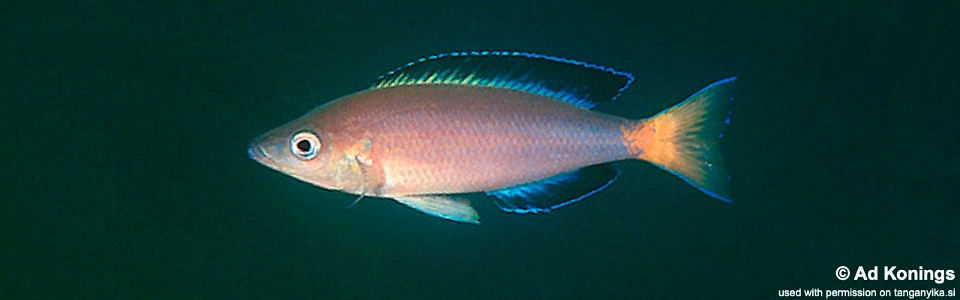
[621,77,736,202]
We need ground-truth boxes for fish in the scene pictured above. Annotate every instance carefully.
[248,51,735,224]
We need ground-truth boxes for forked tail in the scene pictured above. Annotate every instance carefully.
[620,77,736,202]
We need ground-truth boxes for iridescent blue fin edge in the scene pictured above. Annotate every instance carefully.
[486,164,620,214]
[374,51,635,109]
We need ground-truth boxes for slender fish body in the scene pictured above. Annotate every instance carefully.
[323,85,630,196]
[249,51,735,224]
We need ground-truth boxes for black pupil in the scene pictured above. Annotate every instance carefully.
[296,139,312,153]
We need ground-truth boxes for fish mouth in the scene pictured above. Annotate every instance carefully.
[247,143,277,169]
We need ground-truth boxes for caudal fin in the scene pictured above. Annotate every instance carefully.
[621,77,735,202]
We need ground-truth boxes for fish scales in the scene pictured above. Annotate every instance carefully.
[329,84,631,197]
[248,51,735,224]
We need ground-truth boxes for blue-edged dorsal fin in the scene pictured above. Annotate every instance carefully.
[486,164,620,214]
[374,51,635,109]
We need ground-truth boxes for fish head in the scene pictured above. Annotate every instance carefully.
[248,108,368,194]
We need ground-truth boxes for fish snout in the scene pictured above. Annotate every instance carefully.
[247,142,272,166]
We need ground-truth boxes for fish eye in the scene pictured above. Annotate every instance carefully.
[290,131,321,160]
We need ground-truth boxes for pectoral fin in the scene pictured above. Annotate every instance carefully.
[337,138,383,195]
[393,195,480,224]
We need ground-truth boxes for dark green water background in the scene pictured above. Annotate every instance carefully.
[3,1,957,298]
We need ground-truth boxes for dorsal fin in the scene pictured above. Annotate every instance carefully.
[486,164,620,214]
[373,51,635,109]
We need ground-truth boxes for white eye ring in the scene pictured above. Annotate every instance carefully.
[290,131,321,160]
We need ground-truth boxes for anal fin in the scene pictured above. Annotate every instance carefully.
[393,195,480,224]
[486,164,620,214]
